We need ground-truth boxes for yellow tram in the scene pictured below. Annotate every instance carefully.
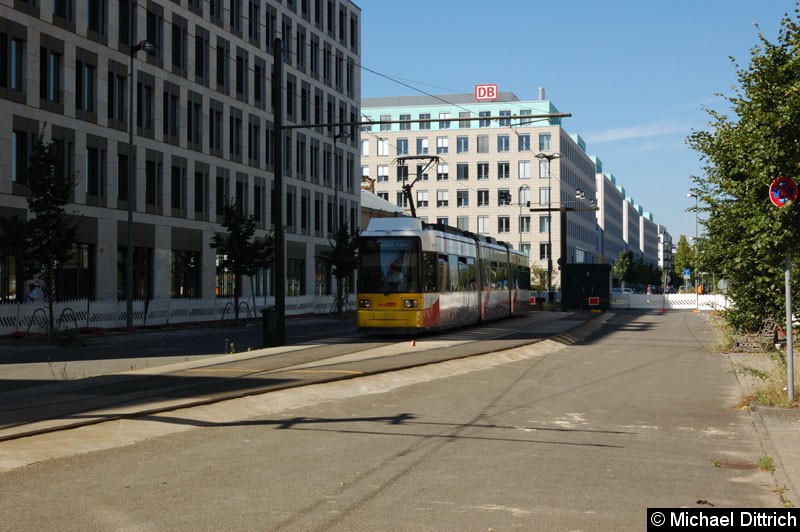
[357,218,531,333]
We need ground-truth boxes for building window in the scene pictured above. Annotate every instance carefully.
[163,83,180,143]
[137,78,155,133]
[416,137,428,154]
[396,164,409,182]
[378,139,389,156]
[457,190,469,207]
[436,217,448,225]
[477,135,489,153]
[479,110,490,128]
[419,113,430,130]
[1,32,25,93]
[436,190,448,207]
[498,189,511,206]
[171,15,188,74]
[360,139,370,156]
[380,114,391,132]
[539,133,552,151]
[171,250,200,298]
[76,57,96,114]
[416,164,429,181]
[498,162,510,180]
[477,216,489,234]
[40,45,62,103]
[436,163,448,181]
[498,216,510,233]
[519,160,532,179]
[195,27,210,85]
[457,217,469,231]
[540,243,551,260]
[497,134,509,152]
[456,136,468,153]
[396,138,408,156]
[519,215,531,233]
[477,189,489,207]
[396,191,408,208]
[436,137,448,154]
[477,163,489,180]
[86,0,106,36]
[539,215,550,233]
[399,113,411,130]
[518,134,530,152]
[499,110,511,127]
[416,190,428,208]
[107,67,125,124]
[187,91,202,149]
[438,112,450,129]
[539,187,550,206]
[377,165,388,183]
[216,37,229,92]
[456,163,469,181]
[459,111,470,128]
[171,165,185,211]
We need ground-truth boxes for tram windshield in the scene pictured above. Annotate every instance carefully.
[358,237,420,293]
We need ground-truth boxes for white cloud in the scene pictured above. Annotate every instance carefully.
[585,122,690,144]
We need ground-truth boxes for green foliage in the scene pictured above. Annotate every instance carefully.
[612,250,632,285]
[15,128,80,333]
[210,202,275,324]
[317,222,360,314]
[688,5,800,333]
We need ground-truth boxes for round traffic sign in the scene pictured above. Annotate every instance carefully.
[769,176,798,208]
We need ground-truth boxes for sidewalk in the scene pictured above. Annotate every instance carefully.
[1,310,799,509]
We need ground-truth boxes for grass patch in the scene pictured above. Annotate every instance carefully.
[758,454,776,472]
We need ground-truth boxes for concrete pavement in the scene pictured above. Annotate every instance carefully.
[1,310,799,516]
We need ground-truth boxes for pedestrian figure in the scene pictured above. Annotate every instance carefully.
[25,283,38,304]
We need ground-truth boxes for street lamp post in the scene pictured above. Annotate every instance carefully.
[536,152,562,303]
[332,130,350,234]
[518,185,530,254]
[126,33,156,330]
[331,129,350,315]
[687,192,699,312]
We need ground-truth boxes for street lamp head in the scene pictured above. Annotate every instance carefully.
[132,40,156,55]
[535,152,562,161]
[686,192,697,199]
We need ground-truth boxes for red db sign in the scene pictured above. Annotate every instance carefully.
[475,84,498,101]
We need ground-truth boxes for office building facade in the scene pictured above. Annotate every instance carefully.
[361,91,599,291]
[0,0,361,313]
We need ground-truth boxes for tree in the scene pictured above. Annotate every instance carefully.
[317,221,360,315]
[22,129,80,334]
[612,250,633,288]
[210,202,274,325]
[687,6,800,331]
[672,235,694,285]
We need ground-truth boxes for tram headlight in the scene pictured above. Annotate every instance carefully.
[358,298,371,309]
[402,299,419,309]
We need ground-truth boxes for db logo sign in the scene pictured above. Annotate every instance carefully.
[474,84,498,101]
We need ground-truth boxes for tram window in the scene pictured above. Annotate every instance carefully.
[422,251,438,292]
[448,255,461,291]
[463,257,477,290]
[438,254,448,293]
[358,237,420,293]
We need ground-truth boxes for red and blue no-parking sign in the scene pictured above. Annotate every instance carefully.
[769,176,798,208]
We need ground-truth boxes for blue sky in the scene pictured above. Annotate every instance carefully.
[358,0,790,242]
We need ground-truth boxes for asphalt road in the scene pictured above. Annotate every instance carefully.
[0,310,783,531]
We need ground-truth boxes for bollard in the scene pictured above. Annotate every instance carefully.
[261,307,279,347]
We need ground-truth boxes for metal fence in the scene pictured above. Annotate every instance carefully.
[610,293,732,311]
[0,294,354,336]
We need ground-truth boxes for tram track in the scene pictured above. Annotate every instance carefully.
[0,312,601,443]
